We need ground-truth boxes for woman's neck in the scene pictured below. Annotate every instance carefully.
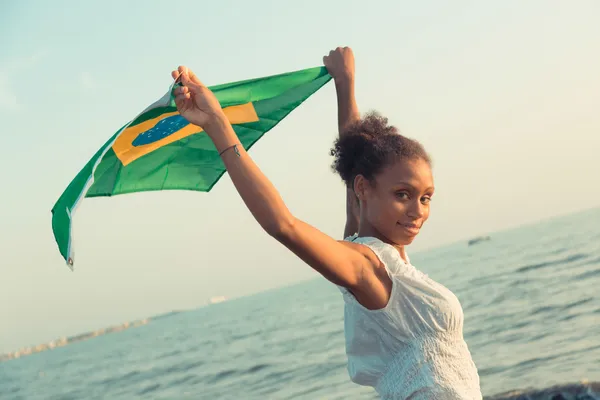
[357,226,408,263]
[394,244,408,263]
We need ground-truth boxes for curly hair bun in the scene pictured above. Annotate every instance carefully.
[330,112,430,187]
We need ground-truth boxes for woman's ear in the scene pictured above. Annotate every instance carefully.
[353,174,367,204]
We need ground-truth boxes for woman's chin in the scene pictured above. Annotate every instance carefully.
[386,235,414,246]
[402,237,416,245]
[392,228,420,245]
[398,231,421,246]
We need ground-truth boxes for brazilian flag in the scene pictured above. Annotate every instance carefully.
[52,66,332,268]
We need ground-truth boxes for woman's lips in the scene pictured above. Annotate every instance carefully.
[398,222,420,235]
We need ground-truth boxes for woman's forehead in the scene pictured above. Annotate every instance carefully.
[379,159,434,188]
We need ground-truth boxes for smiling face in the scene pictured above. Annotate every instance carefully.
[355,157,434,246]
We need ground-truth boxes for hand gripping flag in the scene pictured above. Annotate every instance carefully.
[51,66,332,269]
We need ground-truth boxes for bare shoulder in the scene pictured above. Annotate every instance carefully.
[338,240,380,265]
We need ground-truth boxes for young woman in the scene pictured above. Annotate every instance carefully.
[171,47,482,399]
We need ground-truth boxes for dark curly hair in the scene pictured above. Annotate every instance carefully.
[330,111,431,188]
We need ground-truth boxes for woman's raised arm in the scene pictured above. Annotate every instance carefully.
[171,66,383,300]
[323,47,361,238]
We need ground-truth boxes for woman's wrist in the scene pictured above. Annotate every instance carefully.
[203,114,241,153]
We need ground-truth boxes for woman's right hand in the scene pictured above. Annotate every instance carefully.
[323,46,355,84]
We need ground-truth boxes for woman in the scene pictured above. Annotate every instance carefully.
[172,47,482,399]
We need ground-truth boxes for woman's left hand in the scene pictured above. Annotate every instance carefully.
[171,66,225,131]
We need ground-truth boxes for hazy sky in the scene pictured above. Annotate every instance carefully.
[1,0,599,352]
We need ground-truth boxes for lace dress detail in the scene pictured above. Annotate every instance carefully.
[338,236,482,399]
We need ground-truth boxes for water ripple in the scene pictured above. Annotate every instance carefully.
[516,253,589,273]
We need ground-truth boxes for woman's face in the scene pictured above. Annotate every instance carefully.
[356,158,434,246]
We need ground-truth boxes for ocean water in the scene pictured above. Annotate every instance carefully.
[2,208,600,399]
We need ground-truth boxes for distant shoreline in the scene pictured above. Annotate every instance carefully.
[0,310,181,363]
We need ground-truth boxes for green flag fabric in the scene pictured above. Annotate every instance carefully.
[51,66,332,268]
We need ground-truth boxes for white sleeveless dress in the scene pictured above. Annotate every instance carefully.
[338,235,482,399]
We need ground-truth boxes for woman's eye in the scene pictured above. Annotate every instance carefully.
[421,196,432,204]
[396,192,409,199]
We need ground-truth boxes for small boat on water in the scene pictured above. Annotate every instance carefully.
[468,235,491,246]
